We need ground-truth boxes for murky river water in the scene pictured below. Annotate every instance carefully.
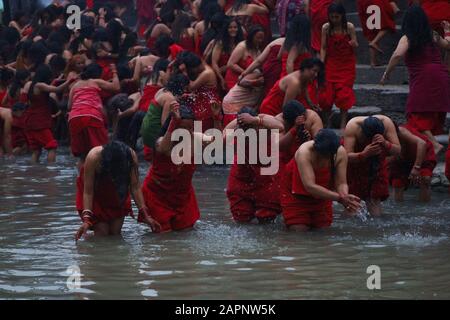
[1,148,449,300]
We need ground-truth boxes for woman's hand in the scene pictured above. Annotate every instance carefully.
[338,194,361,213]
[75,222,90,242]
[409,167,421,185]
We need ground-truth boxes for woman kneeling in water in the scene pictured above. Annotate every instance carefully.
[75,141,161,241]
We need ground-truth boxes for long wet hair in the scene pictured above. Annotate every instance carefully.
[313,129,340,175]
[201,14,225,53]
[28,64,53,101]
[165,73,190,96]
[327,3,348,35]
[245,25,265,51]
[171,12,192,43]
[219,17,245,54]
[283,14,311,52]
[100,140,134,205]
[402,5,433,54]
[360,116,385,196]
[153,34,175,58]
[145,58,170,87]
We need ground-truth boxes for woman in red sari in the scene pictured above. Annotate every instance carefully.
[176,51,222,132]
[75,140,161,241]
[225,25,266,90]
[171,12,196,53]
[320,3,358,129]
[140,104,214,232]
[144,7,174,50]
[68,63,120,167]
[226,0,270,36]
[357,0,399,67]
[281,129,360,231]
[225,107,285,224]
[211,17,245,91]
[24,65,76,163]
[381,5,450,155]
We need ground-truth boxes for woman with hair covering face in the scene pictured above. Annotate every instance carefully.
[344,115,401,216]
[140,103,214,233]
[75,141,161,241]
[281,129,361,231]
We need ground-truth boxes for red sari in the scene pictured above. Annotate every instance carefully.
[224,56,254,90]
[280,51,312,77]
[259,79,304,115]
[322,33,356,111]
[139,85,161,112]
[25,93,58,151]
[405,44,450,135]
[183,86,221,131]
[261,44,282,95]
[280,158,333,228]
[178,34,196,53]
[388,125,436,188]
[140,152,200,232]
[357,0,396,41]
[311,0,334,51]
[76,166,133,225]
[11,114,27,149]
[227,148,281,222]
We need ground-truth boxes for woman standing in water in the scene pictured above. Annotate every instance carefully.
[381,5,450,155]
[75,140,161,241]
[140,104,214,233]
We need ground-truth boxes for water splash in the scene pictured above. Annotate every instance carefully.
[356,200,370,222]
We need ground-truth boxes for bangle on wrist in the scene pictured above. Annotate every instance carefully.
[81,209,95,226]
[413,165,421,170]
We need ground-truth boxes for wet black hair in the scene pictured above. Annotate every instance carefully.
[218,17,244,54]
[9,69,30,99]
[232,0,252,12]
[327,3,348,35]
[159,104,196,138]
[360,116,385,196]
[80,63,103,80]
[402,5,433,53]
[284,14,311,52]
[106,19,125,54]
[0,68,14,87]
[148,58,170,85]
[171,12,192,44]
[314,129,340,156]
[165,73,190,96]
[282,100,307,127]
[107,93,134,112]
[178,51,202,70]
[313,129,341,175]
[360,116,385,139]
[145,2,175,38]
[1,27,20,46]
[202,1,222,31]
[245,25,265,51]
[100,140,134,205]
[201,12,227,53]
[12,102,28,113]
[154,34,175,57]
[28,64,53,101]
[116,63,133,81]
[49,55,67,74]
[300,57,325,86]
[29,41,50,68]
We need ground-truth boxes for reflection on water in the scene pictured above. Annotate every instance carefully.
[0,148,449,299]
